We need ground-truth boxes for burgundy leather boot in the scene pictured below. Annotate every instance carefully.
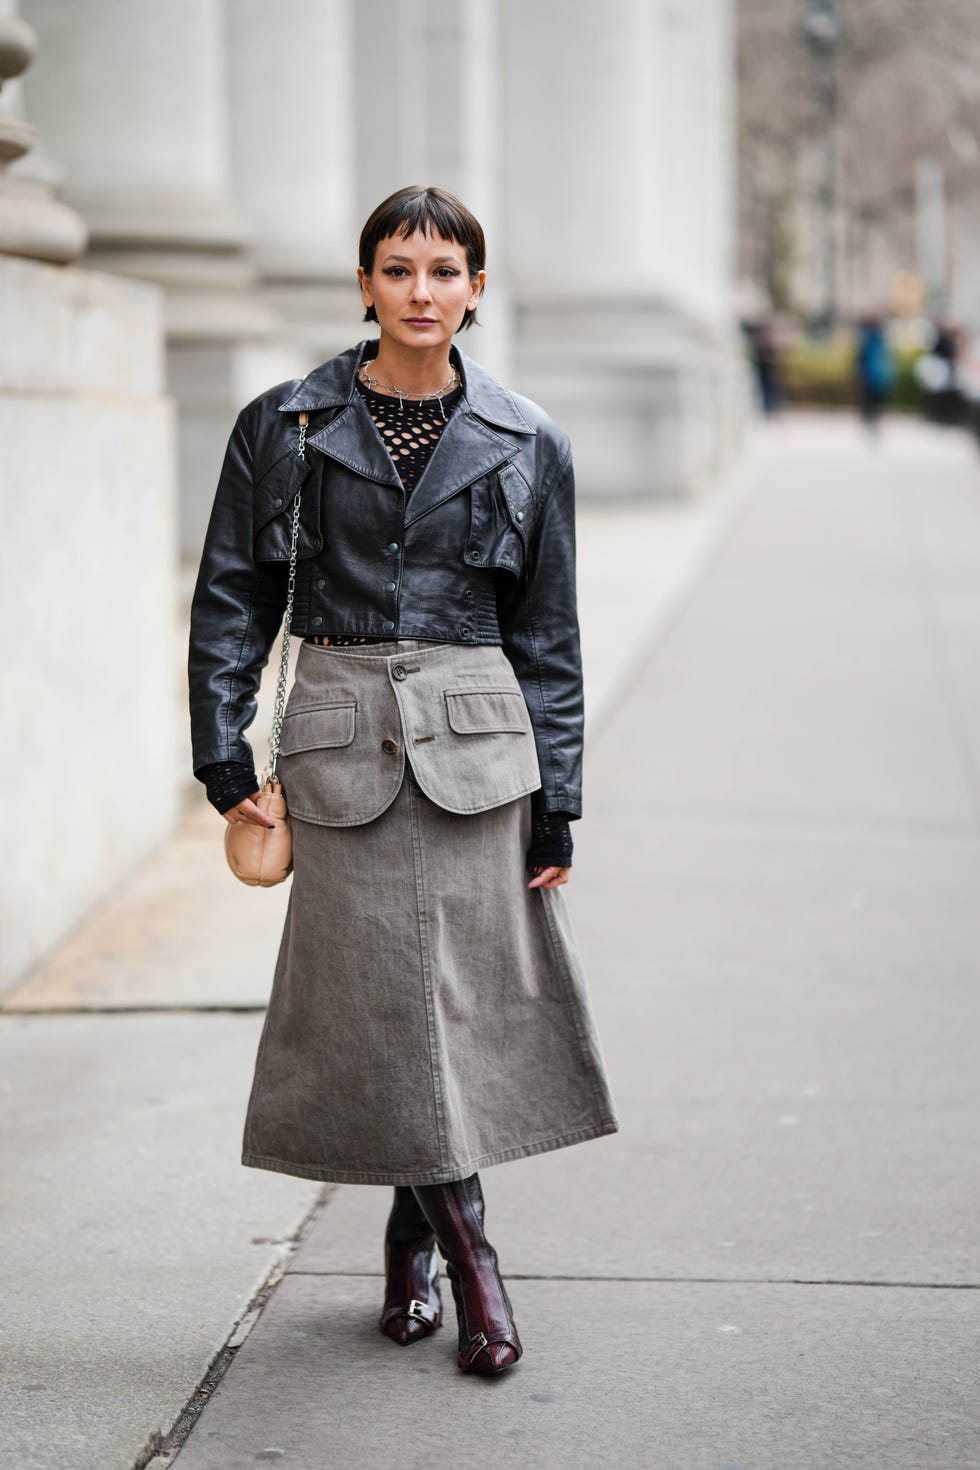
[379,1185,442,1345]
[411,1173,522,1375]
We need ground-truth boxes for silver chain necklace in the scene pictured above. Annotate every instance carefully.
[358,363,461,420]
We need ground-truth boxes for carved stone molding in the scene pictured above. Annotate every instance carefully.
[0,12,35,81]
[0,11,86,263]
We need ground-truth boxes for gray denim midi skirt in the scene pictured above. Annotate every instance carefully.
[241,638,619,1186]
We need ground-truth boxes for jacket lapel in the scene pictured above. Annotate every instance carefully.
[307,396,403,487]
[402,408,518,526]
[277,339,535,507]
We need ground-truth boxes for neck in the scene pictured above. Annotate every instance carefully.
[366,339,456,395]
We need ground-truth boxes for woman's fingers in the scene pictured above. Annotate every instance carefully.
[221,792,276,828]
[527,865,570,889]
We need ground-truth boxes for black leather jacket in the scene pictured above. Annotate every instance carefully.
[188,339,584,819]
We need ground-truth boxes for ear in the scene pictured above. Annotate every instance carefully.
[468,269,487,311]
[357,264,374,310]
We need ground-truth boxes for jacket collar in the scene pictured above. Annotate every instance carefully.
[276,339,535,525]
[277,338,537,437]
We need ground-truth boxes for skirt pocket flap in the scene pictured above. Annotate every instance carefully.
[445,687,529,735]
[281,700,356,754]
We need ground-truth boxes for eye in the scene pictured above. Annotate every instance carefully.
[436,267,461,278]
[383,266,408,277]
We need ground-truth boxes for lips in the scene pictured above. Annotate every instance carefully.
[405,317,436,325]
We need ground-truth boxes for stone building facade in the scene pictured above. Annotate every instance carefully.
[2,0,740,987]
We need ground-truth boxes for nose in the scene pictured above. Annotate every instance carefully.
[411,274,434,304]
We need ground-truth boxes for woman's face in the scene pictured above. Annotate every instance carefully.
[358,229,484,352]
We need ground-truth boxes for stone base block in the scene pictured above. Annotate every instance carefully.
[513,297,749,499]
[170,337,315,563]
[0,256,176,990]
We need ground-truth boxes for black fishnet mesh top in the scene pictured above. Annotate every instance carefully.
[196,377,574,869]
[355,376,463,494]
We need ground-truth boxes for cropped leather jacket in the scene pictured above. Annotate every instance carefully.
[187,339,584,819]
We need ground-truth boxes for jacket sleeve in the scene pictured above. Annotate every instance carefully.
[187,407,288,776]
[495,445,584,821]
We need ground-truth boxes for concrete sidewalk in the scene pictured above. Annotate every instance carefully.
[160,414,980,1469]
[0,434,754,1470]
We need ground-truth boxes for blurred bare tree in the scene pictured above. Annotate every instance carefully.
[739,0,980,319]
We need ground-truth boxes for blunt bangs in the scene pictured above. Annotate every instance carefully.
[359,185,486,331]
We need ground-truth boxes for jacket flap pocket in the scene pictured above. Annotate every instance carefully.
[280,700,356,754]
[254,453,313,536]
[497,462,534,537]
[445,687,529,735]
[465,469,529,578]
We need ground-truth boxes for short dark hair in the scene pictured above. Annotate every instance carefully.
[358,185,486,331]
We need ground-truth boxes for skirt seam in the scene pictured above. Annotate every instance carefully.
[407,765,451,1172]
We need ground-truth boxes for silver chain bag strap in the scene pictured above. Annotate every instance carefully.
[225,410,307,888]
[263,410,308,785]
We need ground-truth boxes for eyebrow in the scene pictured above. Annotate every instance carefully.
[381,253,463,264]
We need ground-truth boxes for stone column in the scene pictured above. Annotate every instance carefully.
[0,1,85,262]
[21,0,245,265]
[659,0,737,323]
[20,0,294,560]
[352,0,512,377]
[500,0,743,497]
[0,1,177,987]
[225,0,364,360]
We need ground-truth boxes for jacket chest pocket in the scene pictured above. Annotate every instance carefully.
[464,465,534,579]
[252,453,324,564]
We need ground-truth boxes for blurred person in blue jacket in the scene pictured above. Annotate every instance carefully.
[855,316,896,432]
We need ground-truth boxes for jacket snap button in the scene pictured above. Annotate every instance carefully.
[316,578,326,589]
[467,549,480,561]
[460,626,472,639]
[387,542,400,553]
[464,589,475,599]
[381,738,399,754]
[312,616,323,627]
[392,664,407,681]
[383,619,395,631]
[384,580,396,592]
[516,511,524,521]
[273,497,283,507]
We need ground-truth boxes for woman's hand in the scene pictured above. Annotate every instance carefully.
[527,865,570,890]
[222,792,276,829]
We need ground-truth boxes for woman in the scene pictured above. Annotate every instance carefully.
[188,186,619,1377]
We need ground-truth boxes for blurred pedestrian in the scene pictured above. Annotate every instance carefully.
[187,185,619,1379]
[916,319,961,426]
[746,320,784,416]
[855,316,896,432]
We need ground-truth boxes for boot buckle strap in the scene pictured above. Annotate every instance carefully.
[461,1331,489,1365]
[408,1297,438,1326]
